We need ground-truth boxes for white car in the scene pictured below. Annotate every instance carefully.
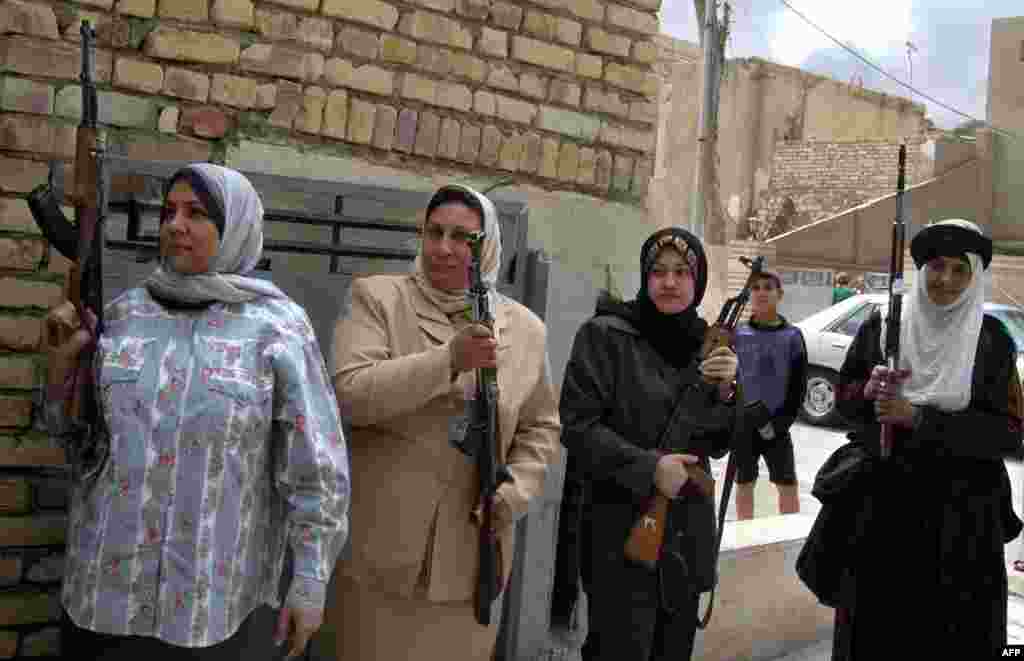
[794,294,1024,426]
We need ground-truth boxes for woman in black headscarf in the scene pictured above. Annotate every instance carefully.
[551,227,739,661]
[832,219,1023,659]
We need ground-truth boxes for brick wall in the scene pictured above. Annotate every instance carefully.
[0,0,660,198]
[0,153,71,656]
[756,139,923,235]
[0,0,663,656]
[0,82,75,653]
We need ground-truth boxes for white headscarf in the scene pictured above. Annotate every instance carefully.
[412,183,502,318]
[144,163,286,304]
[886,219,987,412]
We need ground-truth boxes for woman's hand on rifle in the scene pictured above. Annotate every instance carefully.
[866,365,916,428]
[654,453,700,499]
[45,303,94,398]
[471,493,514,533]
[450,323,497,374]
[863,365,911,400]
[699,346,738,401]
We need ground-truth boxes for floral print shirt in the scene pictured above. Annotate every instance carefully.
[47,288,350,647]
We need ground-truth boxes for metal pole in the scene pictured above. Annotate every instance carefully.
[689,0,718,239]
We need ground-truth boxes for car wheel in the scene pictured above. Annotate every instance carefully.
[800,368,843,427]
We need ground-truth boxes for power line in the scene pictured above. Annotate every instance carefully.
[777,0,1022,142]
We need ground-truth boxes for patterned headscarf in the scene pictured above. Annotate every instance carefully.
[628,227,709,367]
[144,164,286,305]
[412,183,502,319]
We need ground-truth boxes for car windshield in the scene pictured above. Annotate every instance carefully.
[829,302,877,337]
[992,310,1024,352]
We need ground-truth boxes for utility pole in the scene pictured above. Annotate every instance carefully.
[690,0,732,318]
[905,40,917,105]
[689,0,719,239]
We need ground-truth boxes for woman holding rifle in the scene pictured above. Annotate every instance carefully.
[47,164,350,660]
[834,219,1024,658]
[324,184,559,660]
[552,227,739,661]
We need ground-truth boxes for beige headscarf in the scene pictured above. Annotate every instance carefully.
[416,185,504,453]
[412,183,502,324]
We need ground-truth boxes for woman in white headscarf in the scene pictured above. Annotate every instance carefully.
[322,184,561,660]
[46,164,350,660]
[832,219,1024,659]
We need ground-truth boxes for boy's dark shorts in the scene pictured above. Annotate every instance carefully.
[736,430,797,485]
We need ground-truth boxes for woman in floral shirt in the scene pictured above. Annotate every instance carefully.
[47,164,350,660]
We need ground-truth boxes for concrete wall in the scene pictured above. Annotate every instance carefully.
[993,130,1024,243]
[988,16,1024,136]
[935,136,977,176]
[648,43,929,240]
[646,35,699,232]
[986,17,1024,250]
[225,139,654,289]
[769,155,993,273]
[694,514,834,661]
[777,268,834,323]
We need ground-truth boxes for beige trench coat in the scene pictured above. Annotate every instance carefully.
[330,274,561,603]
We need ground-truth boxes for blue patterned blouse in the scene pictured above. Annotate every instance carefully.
[47,287,350,647]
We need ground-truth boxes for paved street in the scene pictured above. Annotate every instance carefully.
[708,421,848,523]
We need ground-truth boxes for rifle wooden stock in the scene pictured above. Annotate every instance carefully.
[624,457,716,568]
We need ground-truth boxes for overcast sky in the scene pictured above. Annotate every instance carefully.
[658,0,1020,130]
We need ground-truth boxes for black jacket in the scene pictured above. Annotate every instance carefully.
[830,310,1024,658]
[551,297,737,623]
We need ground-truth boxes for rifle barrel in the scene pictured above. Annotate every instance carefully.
[80,22,97,129]
[881,143,908,460]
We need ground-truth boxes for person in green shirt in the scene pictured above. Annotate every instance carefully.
[833,271,856,304]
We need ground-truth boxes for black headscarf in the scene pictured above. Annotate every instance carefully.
[626,227,709,367]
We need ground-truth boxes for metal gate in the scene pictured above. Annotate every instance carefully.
[98,156,534,356]
[96,156,558,660]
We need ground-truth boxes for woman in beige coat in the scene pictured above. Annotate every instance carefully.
[321,184,561,660]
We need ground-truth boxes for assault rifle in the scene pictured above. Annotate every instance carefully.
[27,21,107,467]
[623,254,772,629]
[465,231,513,626]
[881,144,908,460]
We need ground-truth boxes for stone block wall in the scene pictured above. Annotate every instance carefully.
[0,0,664,657]
[0,155,72,657]
[756,138,924,235]
[0,0,659,198]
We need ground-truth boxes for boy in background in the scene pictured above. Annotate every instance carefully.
[832,272,856,304]
[733,271,808,519]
